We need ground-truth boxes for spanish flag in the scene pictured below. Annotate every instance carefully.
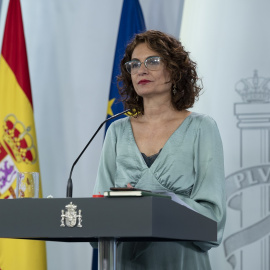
[0,0,47,269]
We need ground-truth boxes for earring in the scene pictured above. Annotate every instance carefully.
[136,95,139,101]
[172,85,177,95]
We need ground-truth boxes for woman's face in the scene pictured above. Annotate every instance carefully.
[130,43,172,99]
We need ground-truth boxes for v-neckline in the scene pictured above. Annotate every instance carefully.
[127,112,193,169]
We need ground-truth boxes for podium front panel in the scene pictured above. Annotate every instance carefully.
[0,197,216,242]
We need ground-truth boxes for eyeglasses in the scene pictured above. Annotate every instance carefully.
[125,56,163,75]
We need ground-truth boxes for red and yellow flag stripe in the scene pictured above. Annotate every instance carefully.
[0,0,46,269]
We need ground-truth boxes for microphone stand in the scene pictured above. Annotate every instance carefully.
[66,109,130,197]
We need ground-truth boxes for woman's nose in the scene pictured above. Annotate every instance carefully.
[137,63,148,75]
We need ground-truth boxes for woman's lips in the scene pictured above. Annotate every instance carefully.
[138,79,151,85]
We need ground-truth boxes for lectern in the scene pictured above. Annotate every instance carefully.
[0,197,217,270]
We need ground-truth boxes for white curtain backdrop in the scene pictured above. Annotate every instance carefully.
[0,1,184,269]
[181,1,270,269]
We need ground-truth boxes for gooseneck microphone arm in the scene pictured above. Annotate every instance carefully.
[66,109,130,198]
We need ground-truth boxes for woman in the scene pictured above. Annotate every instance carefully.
[93,30,226,269]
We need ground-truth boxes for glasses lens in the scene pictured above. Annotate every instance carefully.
[125,60,141,74]
[145,56,162,70]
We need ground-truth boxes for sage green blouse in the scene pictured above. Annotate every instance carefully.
[93,112,226,270]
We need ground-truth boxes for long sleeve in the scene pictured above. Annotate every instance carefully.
[93,123,117,196]
[180,116,226,251]
[90,124,117,249]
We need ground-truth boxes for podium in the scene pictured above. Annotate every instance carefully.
[0,197,217,270]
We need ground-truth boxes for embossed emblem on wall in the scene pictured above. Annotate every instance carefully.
[224,70,270,270]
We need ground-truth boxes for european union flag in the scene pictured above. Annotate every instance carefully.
[104,0,146,133]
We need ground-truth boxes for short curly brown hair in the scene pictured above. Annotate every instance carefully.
[117,30,202,115]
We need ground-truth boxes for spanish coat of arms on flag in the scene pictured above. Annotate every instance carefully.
[0,0,47,269]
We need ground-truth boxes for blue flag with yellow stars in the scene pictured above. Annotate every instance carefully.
[104,0,146,133]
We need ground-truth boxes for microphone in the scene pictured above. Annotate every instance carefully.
[66,109,130,198]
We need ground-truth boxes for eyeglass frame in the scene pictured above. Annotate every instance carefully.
[124,56,163,75]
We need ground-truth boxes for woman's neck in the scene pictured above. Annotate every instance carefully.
[140,102,188,124]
